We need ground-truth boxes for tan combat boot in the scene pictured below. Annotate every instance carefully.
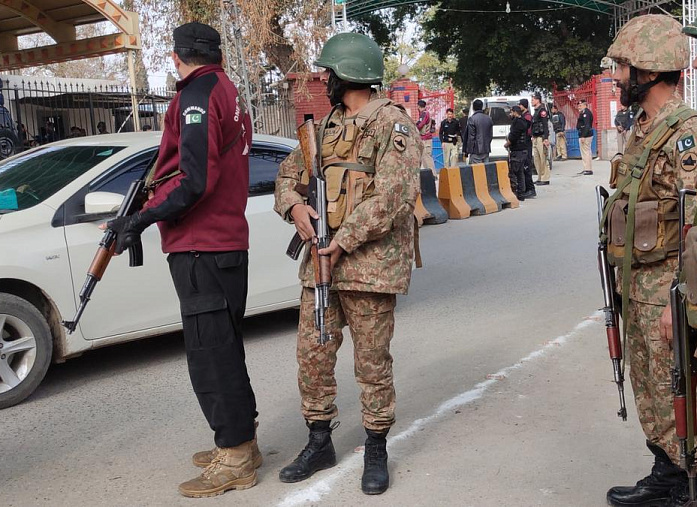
[178,440,258,498]
[192,421,262,469]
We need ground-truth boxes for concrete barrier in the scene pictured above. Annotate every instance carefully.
[464,163,498,215]
[437,166,471,219]
[419,169,448,224]
[486,161,519,209]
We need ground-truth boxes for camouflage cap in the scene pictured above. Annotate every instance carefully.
[606,14,689,72]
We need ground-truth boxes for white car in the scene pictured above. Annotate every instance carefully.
[0,132,301,409]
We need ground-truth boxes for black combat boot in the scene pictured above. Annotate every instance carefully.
[607,442,687,506]
[279,420,337,483]
[361,429,389,495]
[666,479,692,507]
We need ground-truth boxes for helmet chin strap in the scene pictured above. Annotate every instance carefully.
[626,66,662,105]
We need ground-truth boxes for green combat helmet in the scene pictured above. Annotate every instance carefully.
[314,32,384,84]
[606,14,689,72]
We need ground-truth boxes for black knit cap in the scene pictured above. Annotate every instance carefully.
[173,22,221,52]
[519,98,529,109]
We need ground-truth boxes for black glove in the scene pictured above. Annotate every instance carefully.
[107,212,149,255]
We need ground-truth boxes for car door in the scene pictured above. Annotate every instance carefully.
[245,142,302,313]
[63,150,181,340]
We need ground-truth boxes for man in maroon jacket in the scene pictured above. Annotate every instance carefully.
[107,22,259,497]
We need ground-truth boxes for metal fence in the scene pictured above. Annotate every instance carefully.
[0,74,297,159]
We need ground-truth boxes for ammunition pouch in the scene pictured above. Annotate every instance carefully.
[324,165,375,230]
[607,197,679,266]
[532,121,545,136]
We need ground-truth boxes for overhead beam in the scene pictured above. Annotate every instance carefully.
[0,33,18,52]
[0,0,76,42]
[0,33,140,70]
[80,0,138,36]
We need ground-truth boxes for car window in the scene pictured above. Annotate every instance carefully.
[488,102,513,126]
[249,146,291,196]
[90,150,156,196]
[0,145,125,213]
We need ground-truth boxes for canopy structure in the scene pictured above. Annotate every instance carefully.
[0,0,141,70]
[0,0,144,129]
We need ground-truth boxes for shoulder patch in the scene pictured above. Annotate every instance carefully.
[680,150,697,171]
[393,135,407,152]
[677,135,696,153]
[183,105,206,125]
[394,123,409,135]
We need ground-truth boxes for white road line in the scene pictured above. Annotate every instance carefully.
[277,312,603,507]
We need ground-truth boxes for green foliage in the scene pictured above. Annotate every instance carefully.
[423,0,614,96]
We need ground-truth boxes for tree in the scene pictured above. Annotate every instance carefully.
[420,0,614,96]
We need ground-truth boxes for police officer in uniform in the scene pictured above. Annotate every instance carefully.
[577,99,595,175]
[551,104,567,160]
[106,23,260,497]
[440,107,461,167]
[274,32,422,495]
[504,105,528,201]
[600,15,697,507]
[518,98,536,198]
[531,92,550,185]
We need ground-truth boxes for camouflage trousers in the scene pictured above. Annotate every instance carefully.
[627,300,680,464]
[297,287,397,432]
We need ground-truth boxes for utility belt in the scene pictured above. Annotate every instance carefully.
[442,135,458,144]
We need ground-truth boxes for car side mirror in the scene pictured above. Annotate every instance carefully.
[84,191,124,215]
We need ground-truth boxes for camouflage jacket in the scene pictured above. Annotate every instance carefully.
[274,97,423,294]
[616,96,697,305]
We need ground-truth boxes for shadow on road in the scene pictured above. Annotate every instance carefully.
[30,308,300,404]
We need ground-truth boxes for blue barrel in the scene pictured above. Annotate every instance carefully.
[565,129,597,158]
[431,137,444,170]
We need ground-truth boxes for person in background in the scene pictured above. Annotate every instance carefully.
[576,99,594,175]
[416,99,436,176]
[551,104,567,160]
[439,108,461,167]
[504,105,528,201]
[614,104,633,154]
[518,98,536,198]
[464,99,493,164]
[458,108,468,161]
[531,92,550,186]
[97,121,109,135]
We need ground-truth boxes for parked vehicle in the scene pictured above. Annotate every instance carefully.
[0,132,300,408]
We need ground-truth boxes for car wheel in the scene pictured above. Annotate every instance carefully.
[0,293,52,409]
[0,128,18,160]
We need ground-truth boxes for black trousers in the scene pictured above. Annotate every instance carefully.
[509,150,527,195]
[524,145,535,192]
[168,250,257,448]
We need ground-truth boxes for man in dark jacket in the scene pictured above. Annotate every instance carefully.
[464,99,493,164]
[504,105,528,200]
[551,105,567,160]
[439,108,461,167]
[577,99,594,175]
[518,98,536,198]
[106,22,260,498]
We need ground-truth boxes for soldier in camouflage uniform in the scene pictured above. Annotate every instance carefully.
[274,32,422,495]
[601,15,697,507]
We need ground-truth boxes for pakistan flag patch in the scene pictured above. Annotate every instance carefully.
[677,135,695,153]
[182,105,206,125]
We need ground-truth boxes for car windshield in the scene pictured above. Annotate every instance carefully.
[0,145,125,213]
[487,101,519,126]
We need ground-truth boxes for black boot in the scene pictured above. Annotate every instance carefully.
[279,420,337,483]
[362,429,389,495]
[666,479,692,507]
[607,442,687,506]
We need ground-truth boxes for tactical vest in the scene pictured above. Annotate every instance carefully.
[601,104,697,341]
[601,105,697,268]
[304,98,394,230]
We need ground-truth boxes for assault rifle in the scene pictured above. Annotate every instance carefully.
[671,188,697,504]
[62,151,158,334]
[596,185,627,421]
[286,120,332,345]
